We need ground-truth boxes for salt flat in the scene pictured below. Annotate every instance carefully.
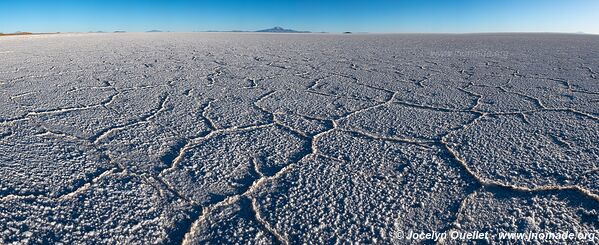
[0,33,598,244]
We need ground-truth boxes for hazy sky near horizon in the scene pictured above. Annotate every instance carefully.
[1,0,598,34]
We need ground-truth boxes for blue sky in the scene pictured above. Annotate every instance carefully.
[1,0,598,33]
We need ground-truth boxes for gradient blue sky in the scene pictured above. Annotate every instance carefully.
[1,0,598,34]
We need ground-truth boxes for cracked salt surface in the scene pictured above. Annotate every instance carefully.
[1,32,598,243]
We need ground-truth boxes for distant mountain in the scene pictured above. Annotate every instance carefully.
[0,31,33,36]
[146,30,163,33]
[256,26,310,33]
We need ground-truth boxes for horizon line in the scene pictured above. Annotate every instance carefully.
[2,30,598,36]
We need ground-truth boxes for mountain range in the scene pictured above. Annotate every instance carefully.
[255,26,310,33]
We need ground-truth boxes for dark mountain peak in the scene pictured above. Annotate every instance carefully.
[256,26,309,33]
